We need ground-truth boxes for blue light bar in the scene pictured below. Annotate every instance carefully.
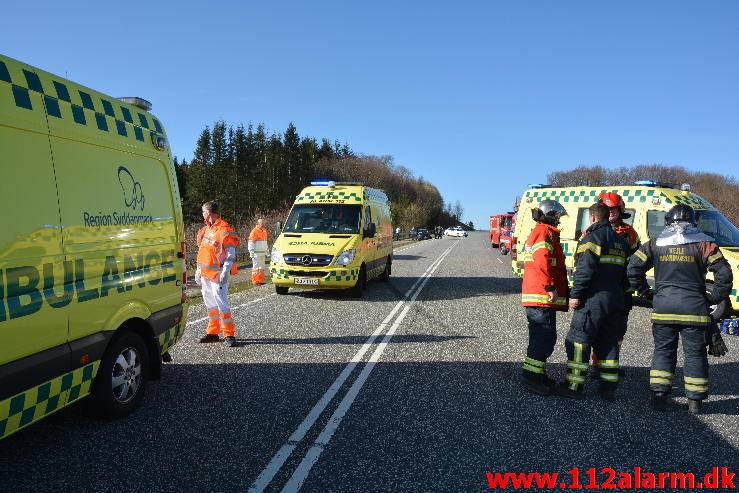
[634,180,657,186]
[310,180,335,187]
[527,183,544,189]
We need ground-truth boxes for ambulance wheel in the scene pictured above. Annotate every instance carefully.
[90,330,149,419]
[500,245,509,255]
[349,266,366,297]
[378,257,391,281]
[275,285,289,295]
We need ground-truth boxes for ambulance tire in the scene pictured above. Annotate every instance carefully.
[378,257,392,281]
[275,285,289,295]
[349,265,367,297]
[500,245,509,255]
[90,330,150,419]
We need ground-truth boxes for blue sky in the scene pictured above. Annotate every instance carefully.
[3,1,738,229]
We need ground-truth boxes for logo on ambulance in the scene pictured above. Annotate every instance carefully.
[118,166,145,211]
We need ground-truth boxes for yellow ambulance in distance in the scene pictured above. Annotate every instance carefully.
[0,54,187,440]
[270,181,393,297]
[512,181,739,321]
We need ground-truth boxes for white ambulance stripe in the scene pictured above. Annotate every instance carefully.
[248,241,458,493]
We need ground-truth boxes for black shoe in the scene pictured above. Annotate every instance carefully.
[651,391,668,411]
[554,382,585,400]
[598,388,616,402]
[522,378,552,396]
[199,334,220,343]
[590,367,600,379]
[224,336,237,347]
[543,375,557,389]
[688,398,703,415]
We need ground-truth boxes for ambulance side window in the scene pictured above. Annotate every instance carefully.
[623,209,636,226]
[646,210,665,240]
[575,208,590,238]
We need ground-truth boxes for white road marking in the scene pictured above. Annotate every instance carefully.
[248,241,457,493]
[186,293,277,326]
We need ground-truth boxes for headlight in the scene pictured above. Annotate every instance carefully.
[271,247,283,264]
[335,249,356,266]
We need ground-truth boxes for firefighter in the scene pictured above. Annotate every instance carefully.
[248,218,269,285]
[590,192,641,376]
[557,202,628,401]
[195,201,240,347]
[520,200,569,396]
[627,204,732,414]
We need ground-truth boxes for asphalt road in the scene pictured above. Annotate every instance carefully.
[2,231,738,492]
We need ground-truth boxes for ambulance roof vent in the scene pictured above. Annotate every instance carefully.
[118,97,152,111]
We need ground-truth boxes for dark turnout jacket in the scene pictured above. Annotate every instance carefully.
[628,236,732,326]
[570,220,629,314]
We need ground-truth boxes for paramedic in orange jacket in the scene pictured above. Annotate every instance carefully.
[521,200,569,396]
[248,218,269,285]
[195,201,240,347]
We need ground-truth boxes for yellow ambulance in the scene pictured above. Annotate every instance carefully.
[270,181,393,297]
[512,181,739,320]
[0,54,187,440]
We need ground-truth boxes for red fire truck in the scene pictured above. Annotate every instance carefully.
[489,212,515,254]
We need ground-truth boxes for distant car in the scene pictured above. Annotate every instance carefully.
[412,228,432,240]
[447,226,467,238]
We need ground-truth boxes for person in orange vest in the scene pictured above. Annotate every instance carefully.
[590,192,640,376]
[248,218,269,285]
[521,200,569,395]
[195,201,240,346]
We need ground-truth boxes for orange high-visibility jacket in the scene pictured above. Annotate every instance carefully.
[196,217,240,280]
[248,225,268,254]
[521,222,568,310]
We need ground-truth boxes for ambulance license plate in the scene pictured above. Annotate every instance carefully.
[295,278,319,286]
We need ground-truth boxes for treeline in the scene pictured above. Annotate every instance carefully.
[547,164,739,226]
[175,120,459,230]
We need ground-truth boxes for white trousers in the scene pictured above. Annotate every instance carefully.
[201,276,231,313]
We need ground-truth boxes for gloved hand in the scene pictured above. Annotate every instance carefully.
[194,267,202,286]
[219,268,229,286]
[249,250,256,258]
[707,324,728,357]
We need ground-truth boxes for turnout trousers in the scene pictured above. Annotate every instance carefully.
[522,307,557,382]
[651,323,709,400]
[565,306,621,392]
[201,277,235,338]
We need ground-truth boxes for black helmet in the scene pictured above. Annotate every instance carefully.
[532,200,568,225]
[665,204,695,225]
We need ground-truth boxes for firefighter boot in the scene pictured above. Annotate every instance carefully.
[521,376,552,396]
[651,392,668,411]
[688,398,703,415]
[554,382,585,400]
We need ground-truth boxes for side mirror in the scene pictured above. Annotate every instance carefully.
[275,221,282,235]
[364,222,376,238]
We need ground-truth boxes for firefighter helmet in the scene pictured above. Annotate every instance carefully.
[665,204,696,225]
[532,200,568,225]
[598,192,631,219]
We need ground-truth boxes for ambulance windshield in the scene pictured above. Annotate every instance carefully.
[695,210,739,246]
[283,204,362,234]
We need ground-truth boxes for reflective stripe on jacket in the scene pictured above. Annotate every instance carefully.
[627,238,732,326]
[196,218,240,280]
[521,222,568,311]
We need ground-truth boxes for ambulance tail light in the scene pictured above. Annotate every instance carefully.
[180,241,187,302]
